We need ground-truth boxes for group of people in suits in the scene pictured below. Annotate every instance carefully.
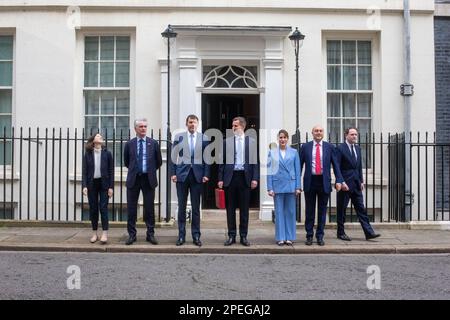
[82,116,379,247]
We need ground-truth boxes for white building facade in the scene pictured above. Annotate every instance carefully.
[0,0,437,221]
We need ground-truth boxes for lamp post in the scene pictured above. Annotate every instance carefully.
[289,27,305,223]
[161,24,177,222]
[288,27,305,133]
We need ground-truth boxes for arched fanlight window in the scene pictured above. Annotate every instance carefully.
[202,65,258,89]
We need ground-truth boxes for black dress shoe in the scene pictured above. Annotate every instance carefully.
[224,237,236,246]
[317,239,325,246]
[125,236,136,245]
[305,237,313,246]
[240,237,250,247]
[193,238,202,247]
[176,238,185,246]
[337,234,352,241]
[366,233,381,240]
[146,235,158,245]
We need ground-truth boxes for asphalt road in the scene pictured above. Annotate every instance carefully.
[0,252,449,300]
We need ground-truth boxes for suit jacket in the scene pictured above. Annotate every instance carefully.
[170,132,211,183]
[82,148,114,190]
[336,142,364,192]
[124,137,162,189]
[299,140,343,194]
[267,146,301,193]
[218,135,260,188]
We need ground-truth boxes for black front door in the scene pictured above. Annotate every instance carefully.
[201,94,260,209]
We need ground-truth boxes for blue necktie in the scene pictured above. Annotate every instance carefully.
[351,144,357,163]
[190,134,195,161]
[138,139,144,173]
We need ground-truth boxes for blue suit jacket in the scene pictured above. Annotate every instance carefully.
[299,140,343,194]
[218,135,260,188]
[82,148,114,190]
[267,146,301,193]
[336,142,364,192]
[124,137,162,189]
[170,132,211,183]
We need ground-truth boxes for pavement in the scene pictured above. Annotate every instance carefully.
[1,211,450,254]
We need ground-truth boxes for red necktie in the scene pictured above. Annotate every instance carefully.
[315,143,322,175]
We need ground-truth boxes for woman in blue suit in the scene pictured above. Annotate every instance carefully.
[267,130,302,246]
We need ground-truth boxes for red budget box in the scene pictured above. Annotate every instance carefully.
[215,188,226,209]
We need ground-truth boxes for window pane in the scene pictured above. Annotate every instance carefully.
[116,116,129,134]
[116,91,130,115]
[0,62,13,86]
[84,62,98,87]
[101,91,115,115]
[358,66,372,90]
[85,37,99,60]
[0,36,13,60]
[0,90,12,113]
[343,66,356,90]
[116,36,130,60]
[115,62,130,87]
[327,66,341,90]
[84,91,100,115]
[343,93,356,117]
[358,41,372,64]
[327,93,340,117]
[343,119,356,133]
[327,119,341,142]
[358,119,371,143]
[357,94,372,117]
[327,40,341,64]
[343,41,356,64]
[100,36,114,60]
[100,62,114,87]
[85,116,99,135]
[0,115,11,135]
[0,141,12,165]
[101,116,115,138]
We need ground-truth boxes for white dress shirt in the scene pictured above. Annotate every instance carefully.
[346,140,357,161]
[234,134,245,171]
[311,140,323,175]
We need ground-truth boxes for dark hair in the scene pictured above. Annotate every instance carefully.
[85,133,103,152]
[185,114,199,124]
[344,127,358,136]
[232,116,247,129]
[278,129,289,139]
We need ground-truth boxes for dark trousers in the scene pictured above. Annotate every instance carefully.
[225,171,250,238]
[176,170,202,240]
[304,175,329,240]
[336,187,374,237]
[127,174,155,239]
[88,178,109,231]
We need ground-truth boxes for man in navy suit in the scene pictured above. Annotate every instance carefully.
[218,117,259,247]
[300,125,344,246]
[336,127,380,241]
[171,114,211,247]
[124,118,162,245]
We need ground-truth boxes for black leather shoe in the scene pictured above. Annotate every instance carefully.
[125,236,136,246]
[224,237,236,246]
[305,237,313,246]
[317,239,325,246]
[146,235,158,245]
[337,234,352,241]
[366,233,381,240]
[240,237,250,247]
[193,238,202,247]
[176,238,185,246]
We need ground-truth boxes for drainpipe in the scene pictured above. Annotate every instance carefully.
[402,0,414,221]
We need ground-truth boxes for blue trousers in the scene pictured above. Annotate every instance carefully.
[274,193,297,241]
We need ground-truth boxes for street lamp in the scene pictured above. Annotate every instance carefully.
[288,27,305,133]
[161,24,177,222]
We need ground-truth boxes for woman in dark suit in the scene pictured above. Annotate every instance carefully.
[82,133,114,244]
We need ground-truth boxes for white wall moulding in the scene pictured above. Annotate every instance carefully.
[0,0,435,13]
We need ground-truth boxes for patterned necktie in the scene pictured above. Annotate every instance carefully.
[315,143,322,175]
[138,139,144,173]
